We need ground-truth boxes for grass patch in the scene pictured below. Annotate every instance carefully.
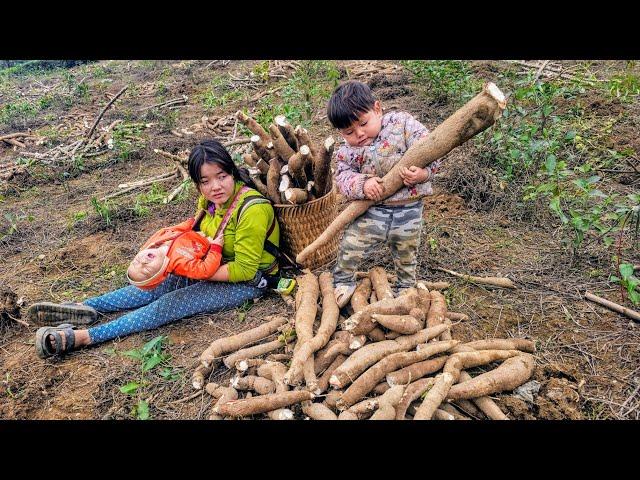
[402,60,483,106]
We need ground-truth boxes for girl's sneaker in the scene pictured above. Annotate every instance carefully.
[27,302,98,326]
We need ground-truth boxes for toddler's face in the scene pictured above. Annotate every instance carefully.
[128,246,168,282]
[338,101,383,147]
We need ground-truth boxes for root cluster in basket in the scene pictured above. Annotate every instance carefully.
[193,268,537,420]
[236,111,335,205]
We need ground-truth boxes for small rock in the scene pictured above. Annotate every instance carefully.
[514,380,542,403]
[38,254,46,260]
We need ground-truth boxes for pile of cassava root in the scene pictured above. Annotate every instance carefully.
[192,268,536,420]
[236,111,335,205]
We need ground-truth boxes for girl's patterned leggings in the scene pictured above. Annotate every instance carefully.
[83,275,264,344]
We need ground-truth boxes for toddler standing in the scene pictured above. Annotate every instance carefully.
[328,81,441,306]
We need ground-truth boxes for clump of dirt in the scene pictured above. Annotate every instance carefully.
[498,363,585,420]
[422,193,466,217]
[437,147,505,212]
[469,60,505,81]
[537,377,583,420]
[611,122,640,155]
[498,397,537,420]
[0,283,20,328]
[367,72,414,101]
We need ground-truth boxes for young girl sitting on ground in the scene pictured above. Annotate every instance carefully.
[328,80,442,306]
[126,217,224,290]
[29,139,283,359]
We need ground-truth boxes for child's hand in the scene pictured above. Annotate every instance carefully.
[209,234,224,247]
[363,176,384,201]
[399,166,429,187]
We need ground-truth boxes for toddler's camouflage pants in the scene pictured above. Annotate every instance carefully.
[333,200,423,290]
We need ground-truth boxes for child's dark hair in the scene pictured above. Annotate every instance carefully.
[327,81,377,129]
[188,139,257,190]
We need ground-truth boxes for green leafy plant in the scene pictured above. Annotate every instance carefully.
[1,212,34,240]
[67,210,88,230]
[90,197,113,226]
[252,61,270,83]
[474,70,638,257]
[118,335,180,420]
[202,74,244,111]
[133,183,169,217]
[250,61,340,131]
[0,100,38,128]
[610,263,640,306]
[402,60,482,106]
[607,71,640,102]
[112,122,145,161]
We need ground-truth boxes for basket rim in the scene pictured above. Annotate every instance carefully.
[272,185,334,209]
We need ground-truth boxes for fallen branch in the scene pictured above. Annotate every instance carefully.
[163,162,191,204]
[434,267,516,289]
[100,171,179,201]
[86,85,129,140]
[139,95,187,111]
[531,60,551,84]
[584,291,640,323]
[223,137,252,148]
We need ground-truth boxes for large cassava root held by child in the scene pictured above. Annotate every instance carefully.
[296,82,507,265]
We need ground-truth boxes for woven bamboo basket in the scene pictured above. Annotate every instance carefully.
[273,186,340,270]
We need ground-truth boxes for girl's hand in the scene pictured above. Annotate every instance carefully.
[399,166,429,187]
[363,176,384,201]
[210,234,224,247]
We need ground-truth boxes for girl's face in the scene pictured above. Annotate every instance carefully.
[198,161,236,207]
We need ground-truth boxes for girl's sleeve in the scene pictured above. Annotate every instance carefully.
[172,244,223,280]
[226,203,273,283]
[403,112,441,176]
[334,145,370,200]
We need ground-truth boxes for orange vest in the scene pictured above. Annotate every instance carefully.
[130,218,222,290]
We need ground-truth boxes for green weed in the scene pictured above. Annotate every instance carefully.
[250,60,340,130]
[0,100,38,128]
[118,335,181,420]
[402,60,482,106]
[90,197,114,226]
[607,71,640,102]
[1,212,34,240]
[610,263,640,306]
[133,183,169,216]
[202,74,244,111]
[112,122,145,161]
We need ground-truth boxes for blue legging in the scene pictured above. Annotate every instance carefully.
[83,274,265,344]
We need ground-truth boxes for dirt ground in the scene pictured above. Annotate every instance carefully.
[1,60,639,420]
